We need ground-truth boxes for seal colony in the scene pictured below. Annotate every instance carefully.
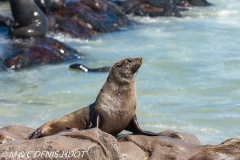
[0,0,213,70]
[0,0,113,71]
[29,57,159,139]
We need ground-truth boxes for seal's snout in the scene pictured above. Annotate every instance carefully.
[132,57,142,73]
[135,57,142,66]
[138,57,142,64]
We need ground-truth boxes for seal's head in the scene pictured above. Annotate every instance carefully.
[109,57,142,84]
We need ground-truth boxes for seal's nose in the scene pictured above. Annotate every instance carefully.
[138,57,143,63]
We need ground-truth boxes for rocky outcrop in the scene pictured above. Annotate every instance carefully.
[119,141,148,160]
[0,125,34,144]
[189,138,240,160]
[0,0,214,70]
[0,125,239,160]
[111,0,181,17]
[117,131,205,159]
[45,0,128,38]
[1,37,84,70]
[0,127,120,160]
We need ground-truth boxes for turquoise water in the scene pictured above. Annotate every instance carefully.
[0,0,240,145]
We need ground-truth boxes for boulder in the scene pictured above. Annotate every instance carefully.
[159,130,201,145]
[0,125,34,144]
[1,37,84,70]
[119,141,148,160]
[0,126,239,160]
[0,128,120,160]
[46,0,128,38]
[189,138,240,160]
[118,131,205,160]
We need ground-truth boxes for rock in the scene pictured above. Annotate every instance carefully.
[1,37,84,70]
[0,125,34,144]
[110,0,181,17]
[119,141,148,160]
[118,131,205,160]
[0,128,120,160]
[0,126,239,160]
[46,0,128,38]
[0,1,85,70]
[35,0,66,13]
[189,138,240,160]
[159,130,201,145]
[0,0,128,38]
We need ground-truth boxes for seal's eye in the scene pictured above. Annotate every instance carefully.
[127,59,132,63]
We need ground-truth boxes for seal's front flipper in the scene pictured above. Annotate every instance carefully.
[28,129,43,139]
[88,113,101,129]
[125,116,159,136]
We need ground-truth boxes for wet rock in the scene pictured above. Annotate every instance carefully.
[0,1,85,71]
[46,0,128,38]
[110,0,181,17]
[35,0,66,14]
[189,138,240,160]
[1,37,84,70]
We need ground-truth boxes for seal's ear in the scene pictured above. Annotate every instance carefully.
[113,61,122,69]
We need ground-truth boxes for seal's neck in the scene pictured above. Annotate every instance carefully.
[95,76,136,107]
[107,75,134,88]
[105,76,136,99]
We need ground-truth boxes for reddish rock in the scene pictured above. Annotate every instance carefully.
[189,138,240,160]
[118,131,205,160]
[159,130,201,145]
[46,0,128,38]
[0,125,34,144]
[0,126,239,160]
[0,128,120,160]
[2,37,84,70]
[119,141,148,160]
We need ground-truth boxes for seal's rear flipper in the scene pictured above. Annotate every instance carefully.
[28,129,43,139]
[125,116,159,136]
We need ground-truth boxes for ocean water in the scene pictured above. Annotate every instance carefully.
[0,0,239,145]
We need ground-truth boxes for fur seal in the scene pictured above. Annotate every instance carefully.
[9,0,49,38]
[187,0,212,6]
[29,57,159,139]
[34,0,66,13]
[69,63,111,72]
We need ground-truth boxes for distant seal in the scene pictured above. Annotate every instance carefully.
[34,0,66,13]
[69,63,111,72]
[187,0,212,6]
[9,0,49,38]
[29,57,159,139]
